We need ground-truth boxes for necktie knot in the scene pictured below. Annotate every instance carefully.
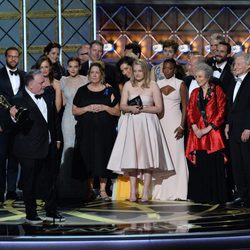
[35,94,43,99]
[9,70,18,76]
[212,66,222,73]
[235,77,242,83]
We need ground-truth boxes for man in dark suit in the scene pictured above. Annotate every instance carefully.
[79,40,119,92]
[212,42,235,95]
[0,47,26,205]
[11,70,65,225]
[225,53,250,207]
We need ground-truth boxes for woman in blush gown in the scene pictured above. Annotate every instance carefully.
[153,58,189,201]
[58,57,88,198]
[107,59,175,202]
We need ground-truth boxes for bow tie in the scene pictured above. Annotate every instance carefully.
[35,94,44,99]
[235,77,242,83]
[212,66,222,73]
[9,70,18,76]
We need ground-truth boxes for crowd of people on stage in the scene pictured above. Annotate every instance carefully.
[0,33,250,225]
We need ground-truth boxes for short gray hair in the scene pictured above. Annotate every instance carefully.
[24,69,42,86]
[194,63,213,80]
[234,52,250,66]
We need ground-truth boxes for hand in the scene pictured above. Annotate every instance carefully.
[174,126,184,140]
[193,128,203,139]
[224,124,229,140]
[0,126,3,132]
[56,141,61,150]
[200,125,212,136]
[241,129,250,143]
[130,106,141,115]
[9,106,18,118]
[95,104,106,113]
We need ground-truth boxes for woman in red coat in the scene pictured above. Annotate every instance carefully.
[186,62,227,204]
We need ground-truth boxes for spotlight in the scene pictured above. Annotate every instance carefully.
[231,45,242,54]
[152,44,163,52]
[103,43,114,52]
[179,44,190,53]
[205,45,211,53]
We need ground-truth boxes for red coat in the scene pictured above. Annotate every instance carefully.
[186,84,226,164]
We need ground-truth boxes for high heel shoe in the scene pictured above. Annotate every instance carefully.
[100,190,111,202]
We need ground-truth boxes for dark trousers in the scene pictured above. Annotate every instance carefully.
[0,153,18,191]
[0,133,19,201]
[229,138,250,202]
[19,147,57,219]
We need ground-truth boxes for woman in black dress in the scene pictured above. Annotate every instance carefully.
[72,61,120,201]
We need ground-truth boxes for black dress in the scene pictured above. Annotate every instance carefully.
[73,84,119,180]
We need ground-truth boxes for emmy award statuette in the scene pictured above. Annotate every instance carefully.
[0,95,29,124]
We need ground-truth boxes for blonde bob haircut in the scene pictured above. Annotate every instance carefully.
[130,59,150,88]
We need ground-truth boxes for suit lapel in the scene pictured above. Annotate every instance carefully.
[23,90,48,124]
[2,68,14,96]
[232,73,250,108]
[219,63,230,82]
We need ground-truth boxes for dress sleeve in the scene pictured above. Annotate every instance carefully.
[73,87,82,107]
[210,85,226,129]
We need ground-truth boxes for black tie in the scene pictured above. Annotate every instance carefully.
[212,66,222,73]
[35,94,43,99]
[9,70,18,76]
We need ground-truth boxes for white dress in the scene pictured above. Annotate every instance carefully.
[107,95,175,179]
[152,76,189,200]
[58,75,88,197]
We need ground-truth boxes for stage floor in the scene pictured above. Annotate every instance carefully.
[1,199,250,237]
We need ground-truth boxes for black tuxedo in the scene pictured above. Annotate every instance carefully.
[79,60,119,92]
[212,61,235,95]
[12,89,58,218]
[0,66,26,201]
[227,72,250,203]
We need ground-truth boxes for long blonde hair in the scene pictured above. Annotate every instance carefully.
[130,59,150,88]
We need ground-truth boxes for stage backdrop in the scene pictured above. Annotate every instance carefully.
[96,1,250,66]
[0,0,92,70]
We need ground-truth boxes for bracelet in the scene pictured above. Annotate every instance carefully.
[179,125,185,130]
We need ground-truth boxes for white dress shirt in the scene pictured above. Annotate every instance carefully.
[213,61,227,79]
[189,79,199,97]
[6,66,20,95]
[25,87,51,143]
[233,73,247,102]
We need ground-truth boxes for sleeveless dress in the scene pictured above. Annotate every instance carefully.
[107,95,175,179]
[152,76,189,200]
[73,84,120,179]
[58,75,88,197]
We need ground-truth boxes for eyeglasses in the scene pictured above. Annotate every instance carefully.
[7,55,19,59]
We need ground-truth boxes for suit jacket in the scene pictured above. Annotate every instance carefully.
[12,89,58,159]
[0,66,26,154]
[227,72,250,142]
[79,60,119,92]
[186,84,226,164]
[212,62,235,95]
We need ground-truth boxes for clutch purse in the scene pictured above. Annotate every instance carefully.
[127,95,143,107]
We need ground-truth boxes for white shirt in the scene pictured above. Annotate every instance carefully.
[233,73,247,102]
[189,79,199,97]
[6,66,20,95]
[213,61,227,79]
[25,87,51,143]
